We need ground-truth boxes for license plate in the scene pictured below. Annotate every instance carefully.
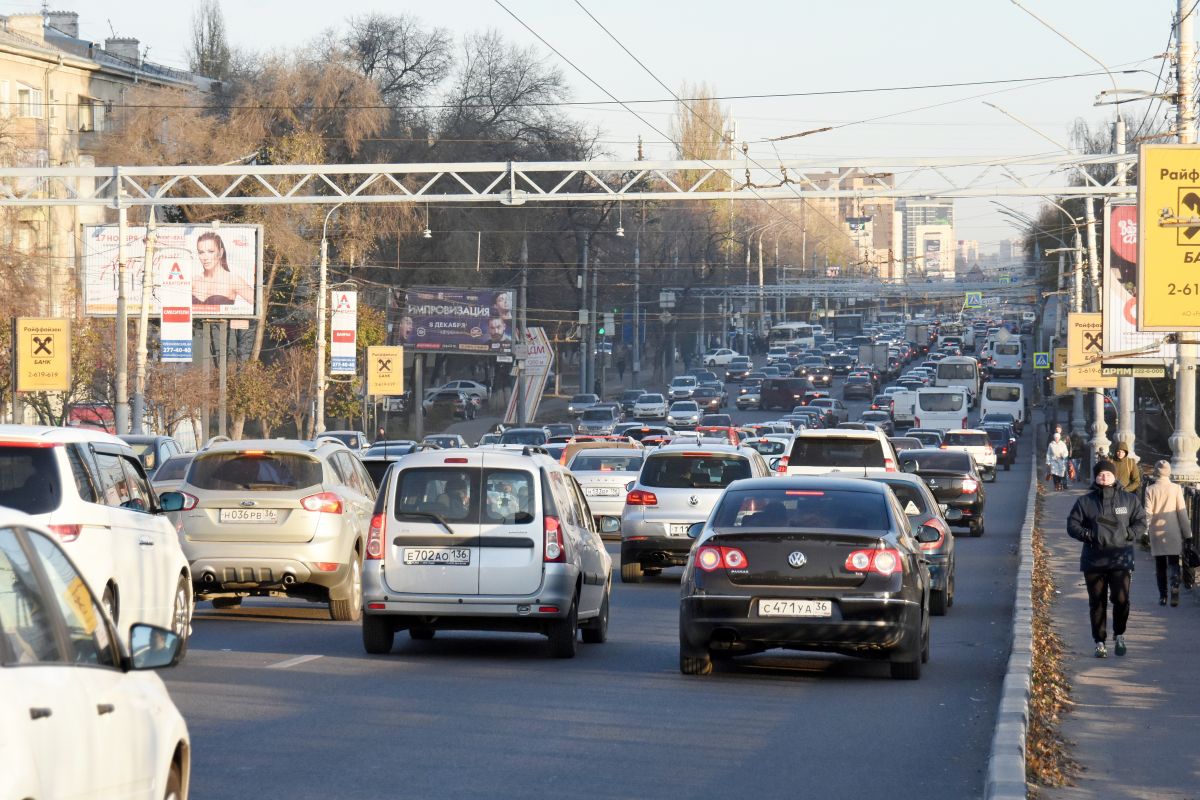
[669,523,693,537]
[758,599,832,618]
[219,508,279,524]
[585,487,620,497]
[403,548,471,566]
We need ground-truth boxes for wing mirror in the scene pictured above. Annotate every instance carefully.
[687,522,705,539]
[900,460,918,473]
[768,457,782,471]
[944,508,963,522]
[128,624,182,669]
[158,491,185,512]
[916,524,942,544]
[599,517,621,535]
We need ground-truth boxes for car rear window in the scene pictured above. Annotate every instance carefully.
[789,437,884,467]
[640,455,750,489]
[986,385,1021,402]
[394,467,534,524]
[900,451,973,472]
[500,430,547,445]
[570,454,643,472]
[995,343,1021,356]
[744,439,788,456]
[0,446,62,514]
[188,452,324,491]
[918,392,964,412]
[944,433,989,447]
[713,488,888,530]
[154,455,193,482]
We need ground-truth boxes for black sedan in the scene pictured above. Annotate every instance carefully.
[808,366,834,388]
[842,374,875,401]
[982,423,1019,470]
[897,449,987,536]
[678,477,932,680]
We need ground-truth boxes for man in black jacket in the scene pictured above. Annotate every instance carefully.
[1067,459,1148,658]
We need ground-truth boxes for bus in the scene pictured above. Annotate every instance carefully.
[768,322,815,349]
[934,356,981,408]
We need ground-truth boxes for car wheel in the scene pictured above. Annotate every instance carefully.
[889,622,923,680]
[948,571,956,607]
[211,596,242,609]
[171,576,192,660]
[581,587,610,644]
[409,625,435,640]
[930,587,948,616]
[985,469,996,483]
[329,554,363,622]
[164,761,184,800]
[679,617,713,675]
[921,616,931,664]
[620,560,643,583]
[362,615,395,654]
[547,594,578,658]
[970,518,985,537]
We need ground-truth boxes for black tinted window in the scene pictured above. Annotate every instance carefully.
[0,446,61,514]
[641,455,750,488]
[899,451,973,472]
[189,452,323,491]
[876,481,929,515]
[714,488,888,530]
[153,455,193,483]
[363,460,393,488]
[788,437,884,467]
[500,430,547,445]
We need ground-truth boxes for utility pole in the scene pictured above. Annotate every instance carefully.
[578,236,588,396]
[131,200,156,434]
[315,204,342,436]
[590,255,599,397]
[1083,197,1110,456]
[115,198,130,435]
[632,227,641,388]
[517,235,528,425]
[1172,0,1200,480]
[1071,227,1087,441]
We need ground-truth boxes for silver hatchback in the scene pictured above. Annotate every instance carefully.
[619,443,771,582]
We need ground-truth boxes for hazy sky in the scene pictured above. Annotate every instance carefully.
[10,0,1184,247]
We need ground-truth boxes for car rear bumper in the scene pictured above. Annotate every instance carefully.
[362,564,578,619]
[680,594,920,654]
[190,556,350,592]
[621,534,694,567]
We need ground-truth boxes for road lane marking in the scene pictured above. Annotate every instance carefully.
[266,654,323,670]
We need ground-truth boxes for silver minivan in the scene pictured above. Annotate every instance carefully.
[361,447,612,658]
[619,443,771,583]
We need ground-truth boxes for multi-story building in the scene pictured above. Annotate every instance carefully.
[898,198,955,281]
[803,168,898,280]
[0,11,215,315]
[956,239,979,270]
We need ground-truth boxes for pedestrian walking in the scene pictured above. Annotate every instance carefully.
[1143,460,1193,607]
[1066,459,1148,658]
[616,356,626,382]
[1110,441,1141,494]
[1046,431,1069,491]
[1069,430,1087,484]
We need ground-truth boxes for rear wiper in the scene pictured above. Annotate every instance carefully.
[395,511,455,534]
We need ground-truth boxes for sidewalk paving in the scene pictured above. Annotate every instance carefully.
[1040,481,1200,800]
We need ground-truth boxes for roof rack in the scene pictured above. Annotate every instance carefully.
[201,435,231,450]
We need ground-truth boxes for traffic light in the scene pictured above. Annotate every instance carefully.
[598,325,606,336]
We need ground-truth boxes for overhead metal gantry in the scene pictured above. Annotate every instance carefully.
[0,152,1135,207]
[678,281,1037,301]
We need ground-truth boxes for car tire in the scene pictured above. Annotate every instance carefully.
[164,761,184,800]
[581,587,610,644]
[329,554,363,622]
[547,595,578,658]
[679,649,713,675]
[211,596,242,609]
[889,622,923,680]
[985,469,996,483]
[970,518,985,537]
[409,626,435,640]
[362,615,395,654]
[620,560,643,583]
[930,587,948,616]
[921,616,931,664]
[171,576,192,660]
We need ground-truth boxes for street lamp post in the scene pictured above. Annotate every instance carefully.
[315,202,345,436]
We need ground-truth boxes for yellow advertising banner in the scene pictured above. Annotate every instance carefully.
[15,317,71,392]
[1067,313,1117,389]
[1138,143,1200,330]
[1053,348,1068,396]
[366,346,404,396]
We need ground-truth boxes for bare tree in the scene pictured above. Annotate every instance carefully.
[188,0,233,81]
[341,14,453,108]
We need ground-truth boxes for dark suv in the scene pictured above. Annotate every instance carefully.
[759,377,815,411]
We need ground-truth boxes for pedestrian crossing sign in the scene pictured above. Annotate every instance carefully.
[964,291,983,309]
[1033,352,1050,369]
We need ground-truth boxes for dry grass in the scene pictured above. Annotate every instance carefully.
[1026,481,1079,792]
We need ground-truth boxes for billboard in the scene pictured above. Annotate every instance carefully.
[159,258,192,363]
[330,291,357,375]
[83,224,262,318]
[396,287,514,354]
[504,327,554,424]
[1103,200,1175,367]
[1067,313,1117,389]
[366,346,404,396]
[1137,143,1200,330]
[15,317,70,392]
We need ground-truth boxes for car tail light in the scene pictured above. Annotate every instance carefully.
[314,562,340,572]
[775,455,789,473]
[366,513,385,560]
[843,548,903,576]
[920,518,949,551]
[1001,447,1008,454]
[914,416,921,427]
[444,457,468,464]
[961,478,979,494]
[179,492,199,510]
[695,545,749,572]
[884,456,897,473]
[544,515,565,562]
[625,489,658,506]
[301,492,343,514]
[48,524,81,542]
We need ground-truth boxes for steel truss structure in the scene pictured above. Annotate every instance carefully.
[0,153,1135,207]
[676,281,1036,301]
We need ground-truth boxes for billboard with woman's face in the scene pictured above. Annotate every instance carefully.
[82,224,262,318]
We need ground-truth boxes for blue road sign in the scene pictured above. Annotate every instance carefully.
[1033,352,1050,369]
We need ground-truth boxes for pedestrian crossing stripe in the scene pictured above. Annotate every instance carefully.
[1033,352,1050,368]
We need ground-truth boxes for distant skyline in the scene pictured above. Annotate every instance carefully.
[8,0,1183,246]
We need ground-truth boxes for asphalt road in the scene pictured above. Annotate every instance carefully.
[163,358,1032,800]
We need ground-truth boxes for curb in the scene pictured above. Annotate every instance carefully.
[984,449,1037,800]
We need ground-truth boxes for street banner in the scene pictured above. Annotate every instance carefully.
[15,317,70,392]
[1102,200,1174,367]
[366,346,404,395]
[505,327,554,424]
[1053,348,1068,396]
[394,287,514,354]
[1067,313,1117,389]
[1137,143,1200,330]
[330,291,357,375]
[159,256,193,362]
[82,224,263,319]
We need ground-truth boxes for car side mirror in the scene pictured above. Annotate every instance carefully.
[901,461,917,473]
[157,491,185,512]
[768,457,781,472]
[600,517,621,535]
[916,524,942,544]
[128,623,182,669]
[687,521,705,539]
[944,508,963,521]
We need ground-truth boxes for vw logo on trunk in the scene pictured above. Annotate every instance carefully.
[688,495,699,506]
[787,551,807,569]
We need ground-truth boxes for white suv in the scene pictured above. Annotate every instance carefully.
[781,428,899,477]
[0,426,193,654]
[941,429,997,481]
[361,447,612,658]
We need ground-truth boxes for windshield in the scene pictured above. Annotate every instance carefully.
[153,455,193,482]
[570,395,595,404]
[0,446,62,514]
[638,394,664,404]
[670,403,699,412]
[995,343,1020,356]
[582,409,614,421]
[499,430,547,445]
[944,433,989,447]
[640,455,750,489]
[670,377,696,387]
[918,392,964,412]
[937,363,976,380]
[188,452,323,491]
[986,385,1021,402]
[570,454,644,472]
[713,488,888,530]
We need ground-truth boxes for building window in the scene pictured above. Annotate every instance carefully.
[17,85,42,118]
[78,97,95,132]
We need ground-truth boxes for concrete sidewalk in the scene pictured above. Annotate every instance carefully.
[1040,481,1200,800]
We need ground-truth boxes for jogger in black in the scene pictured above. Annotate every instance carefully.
[1084,570,1131,644]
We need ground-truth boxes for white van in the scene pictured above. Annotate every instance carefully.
[980,381,1026,426]
[990,340,1024,378]
[914,388,970,433]
[891,388,918,428]
[934,356,980,408]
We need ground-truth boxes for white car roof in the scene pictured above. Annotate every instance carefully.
[796,427,889,441]
[945,428,987,435]
[0,424,127,446]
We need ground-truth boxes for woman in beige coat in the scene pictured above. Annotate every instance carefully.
[1143,461,1193,606]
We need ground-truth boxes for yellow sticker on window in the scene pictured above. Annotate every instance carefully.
[65,577,98,635]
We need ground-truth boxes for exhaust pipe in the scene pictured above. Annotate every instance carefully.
[201,571,216,584]
[282,574,296,585]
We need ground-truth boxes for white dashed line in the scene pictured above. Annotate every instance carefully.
[266,654,323,670]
